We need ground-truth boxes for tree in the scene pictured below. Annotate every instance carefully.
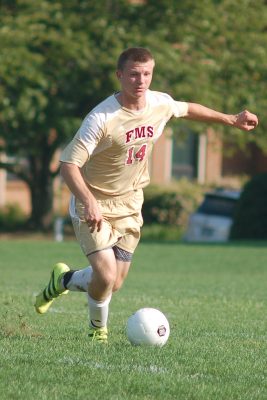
[230,173,267,239]
[0,0,181,229]
[139,0,267,149]
[1,0,266,229]
[0,0,135,229]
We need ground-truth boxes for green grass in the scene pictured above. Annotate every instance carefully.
[0,239,267,400]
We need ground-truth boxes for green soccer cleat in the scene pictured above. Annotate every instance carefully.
[88,326,108,343]
[34,262,70,314]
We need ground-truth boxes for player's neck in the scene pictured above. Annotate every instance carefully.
[116,92,146,111]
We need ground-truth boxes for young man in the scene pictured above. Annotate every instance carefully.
[34,47,258,342]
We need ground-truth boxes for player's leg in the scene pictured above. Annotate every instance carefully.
[84,254,132,343]
[34,250,115,343]
[35,191,142,342]
[109,189,142,294]
[88,248,117,300]
[56,246,132,295]
[34,205,117,316]
[112,245,133,292]
[34,256,109,316]
[86,247,134,342]
[88,247,133,341]
[34,263,94,314]
[86,248,117,342]
[88,190,142,338]
[34,262,70,314]
[62,266,93,292]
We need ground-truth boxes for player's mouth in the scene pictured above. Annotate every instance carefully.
[135,87,146,93]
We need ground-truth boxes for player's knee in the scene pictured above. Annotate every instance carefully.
[112,281,121,293]
[112,275,126,292]
[98,268,117,291]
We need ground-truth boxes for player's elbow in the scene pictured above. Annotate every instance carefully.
[60,162,78,179]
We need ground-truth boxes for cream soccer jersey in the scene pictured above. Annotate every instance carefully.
[60,90,188,197]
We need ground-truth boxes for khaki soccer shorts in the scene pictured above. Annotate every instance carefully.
[71,189,144,257]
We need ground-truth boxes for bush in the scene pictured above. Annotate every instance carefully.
[142,179,205,229]
[0,204,27,231]
[230,173,267,239]
[143,189,182,225]
[141,224,183,242]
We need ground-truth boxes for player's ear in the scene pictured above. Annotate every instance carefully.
[116,70,122,80]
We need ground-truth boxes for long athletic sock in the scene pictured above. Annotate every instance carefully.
[88,294,112,328]
[61,265,112,328]
[62,266,93,292]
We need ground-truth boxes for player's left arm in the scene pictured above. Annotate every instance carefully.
[183,103,258,131]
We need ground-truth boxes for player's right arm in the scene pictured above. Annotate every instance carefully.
[60,109,106,232]
[60,162,103,233]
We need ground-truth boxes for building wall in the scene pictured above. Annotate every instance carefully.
[1,178,72,216]
[3,181,31,214]
[150,130,172,184]
[223,142,267,176]
[205,128,223,183]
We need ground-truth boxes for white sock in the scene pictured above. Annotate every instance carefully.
[88,293,112,328]
[63,266,93,292]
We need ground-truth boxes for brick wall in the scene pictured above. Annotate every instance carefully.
[223,143,267,176]
[205,128,223,183]
[150,129,172,184]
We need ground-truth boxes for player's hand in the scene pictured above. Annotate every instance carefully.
[84,198,103,233]
[234,110,258,131]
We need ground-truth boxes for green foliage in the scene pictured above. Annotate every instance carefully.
[141,224,183,241]
[230,173,267,239]
[141,0,267,149]
[143,180,205,228]
[0,204,26,231]
[1,0,266,228]
[143,189,183,225]
[0,0,177,228]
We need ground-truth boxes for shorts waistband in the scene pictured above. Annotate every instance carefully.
[89,188,143,202]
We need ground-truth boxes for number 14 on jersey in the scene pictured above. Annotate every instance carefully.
[125,144,147,165]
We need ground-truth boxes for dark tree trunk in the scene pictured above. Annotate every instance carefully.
[28,175,54,230]
[26,149,55,231]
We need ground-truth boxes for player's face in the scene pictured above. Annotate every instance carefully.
[117,59,155,102]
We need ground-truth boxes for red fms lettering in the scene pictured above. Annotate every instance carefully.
[125,126,154,143]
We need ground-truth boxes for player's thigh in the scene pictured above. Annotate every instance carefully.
[72,215,121,256]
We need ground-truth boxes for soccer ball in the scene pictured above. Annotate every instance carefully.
[126,308,170,346]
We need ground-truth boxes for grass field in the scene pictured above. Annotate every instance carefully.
[0,239,267,400]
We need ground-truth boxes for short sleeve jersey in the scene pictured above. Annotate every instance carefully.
[60,90,188,197]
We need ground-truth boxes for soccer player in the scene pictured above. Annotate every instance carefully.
[34,47,258,342]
